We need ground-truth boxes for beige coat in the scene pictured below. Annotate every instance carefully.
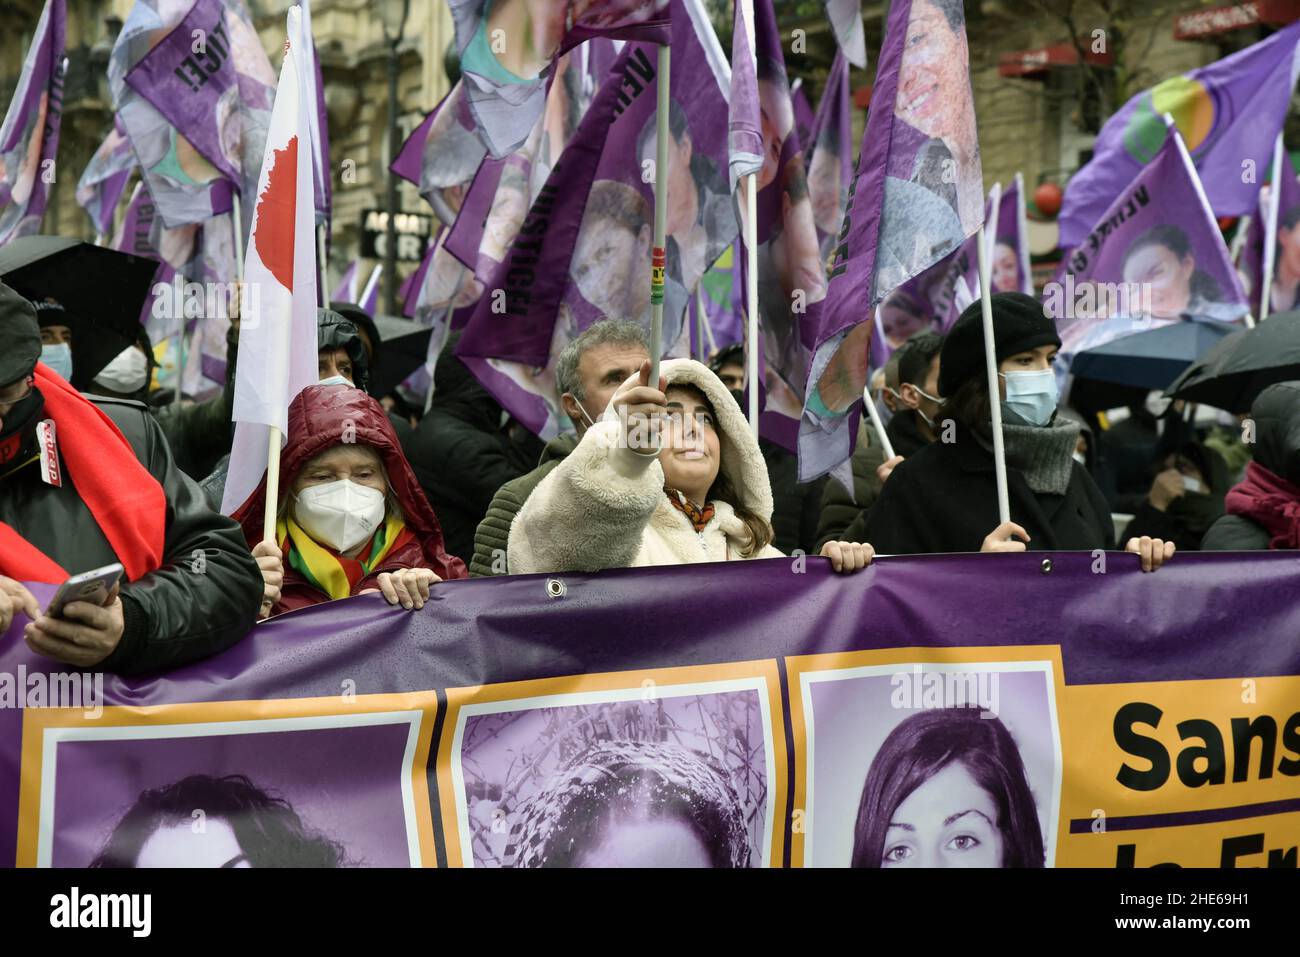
[508,359,783,574]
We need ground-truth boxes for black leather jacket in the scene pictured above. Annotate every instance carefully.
[0,393,262,675]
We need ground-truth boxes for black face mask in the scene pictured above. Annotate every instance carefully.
[0,386,45,467]
[729,389,746,410]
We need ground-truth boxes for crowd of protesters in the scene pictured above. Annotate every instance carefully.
[1,275,1296,678]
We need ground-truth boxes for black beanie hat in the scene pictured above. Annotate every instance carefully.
[0,282,41,387]
[938,292,1061,397]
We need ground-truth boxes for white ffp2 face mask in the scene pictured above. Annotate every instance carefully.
[292,479,386,552]
[94,346,149,394]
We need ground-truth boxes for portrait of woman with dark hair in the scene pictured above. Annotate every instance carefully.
[850,708,1045,868]
[504,740,752,868]
[88,774,351,868]
[1121,224,1240,322]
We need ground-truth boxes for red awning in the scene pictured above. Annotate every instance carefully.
[1174,0,1300,40]
[997,41,1114,78]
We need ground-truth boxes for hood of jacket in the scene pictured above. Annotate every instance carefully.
[230,384,462,578]
[1252,381,1300,483]
[602,358,773,522]
[317,309,371,392]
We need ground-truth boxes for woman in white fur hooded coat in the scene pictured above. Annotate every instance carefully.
[508,358,874,574]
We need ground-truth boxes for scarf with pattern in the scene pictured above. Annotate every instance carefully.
[664,487,715,532]
[278,511,411,601]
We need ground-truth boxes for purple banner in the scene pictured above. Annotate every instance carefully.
[807,50,853,260]
[1060,21,1300,250]
[3,552,1299,867]
[390,84,488,227]
[0,0,66,244]
[75,119,134,237]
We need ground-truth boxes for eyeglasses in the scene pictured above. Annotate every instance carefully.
[0,375,33,409]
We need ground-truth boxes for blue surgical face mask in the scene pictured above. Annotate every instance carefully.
[41,343,73,381]
[1000,368,1058,427]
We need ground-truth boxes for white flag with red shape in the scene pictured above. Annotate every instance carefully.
[222,5,319,515]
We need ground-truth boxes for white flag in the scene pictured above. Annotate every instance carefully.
[222,5,319,515]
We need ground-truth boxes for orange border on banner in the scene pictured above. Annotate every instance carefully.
[437,661,787,868]
[785,645,1066,868]
[15,692,440,868]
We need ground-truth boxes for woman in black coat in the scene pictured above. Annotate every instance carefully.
[865,293,1175,570]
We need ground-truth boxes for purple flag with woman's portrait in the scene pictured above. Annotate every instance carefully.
[456,0,737,440]
[390,83,488,227]
[1059,21,1300,251]
[449,0,671,159]
[75,119,135,237]
[798,0,984,481]
[0,0,66,245]
[110,0,275,229]
[790,80,814,152]
[1240,158,1300,318]
[807,50,853,260]
[1051,123,1247,388]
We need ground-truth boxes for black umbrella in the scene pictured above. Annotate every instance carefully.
[1163,312,1300,413]
[1070,318,1238,391]
[0,236,161,388]
[366,313,434,399]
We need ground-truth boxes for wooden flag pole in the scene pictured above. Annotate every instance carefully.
[694,284,706,361]
[262,426,282,544]
[975,202,1010,526]
[1258,132,1285,326]
[648,44,671,385]
[232,197,245,284]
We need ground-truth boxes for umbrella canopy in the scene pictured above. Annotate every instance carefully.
[367,313,434,400]
[0,236,161,389]
[1070,318,1239,391]
[1164,312,1300,413]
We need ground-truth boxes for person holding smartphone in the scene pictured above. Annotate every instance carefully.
[0,282,263,674]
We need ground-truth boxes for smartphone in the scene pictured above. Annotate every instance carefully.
[45,564,123,619]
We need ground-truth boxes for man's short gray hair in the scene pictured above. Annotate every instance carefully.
[555,319,650,400]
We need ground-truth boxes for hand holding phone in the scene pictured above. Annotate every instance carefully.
[45,564,123,619]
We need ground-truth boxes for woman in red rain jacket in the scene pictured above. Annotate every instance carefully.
[232,384,466,617]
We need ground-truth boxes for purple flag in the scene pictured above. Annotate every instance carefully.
[359,265,383,315]
[748,0,831,452]
[697,241,744,352]
[444,51,593,285]
[790,80,814,152]
[807,50,853,259]
[450,0,672,158]
[0,0,66,244]
[390,83,488,226]
[798,0,984,480]
[727,0,762,191]
[870,175,1032,367]
[396,227,479,405]
[822,0,866,69]
[1240,157,1300,317]
[457,0,737,439]
[331,260,359,302]
[299,0,331,222]
[76,119,134,237]
[1051,123,1247,384]
[1060,22,1300,250]
[111,0,275,229]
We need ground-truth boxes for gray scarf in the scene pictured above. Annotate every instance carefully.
[976,417,1081,495]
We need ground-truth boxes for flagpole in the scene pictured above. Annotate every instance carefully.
[173,300,186,409]
[648,44,671,386]
[694,284,706,361]
[861,384,895,460]
[262,428,282,544]
[232,197,245,284]
[745,173,758,439]
[975,202,1010,526]
[317,223,329,307]
[1258,132,1285,326]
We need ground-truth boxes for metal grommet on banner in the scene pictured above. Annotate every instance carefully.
[545,578,566,599]
[1040,558,1053,575]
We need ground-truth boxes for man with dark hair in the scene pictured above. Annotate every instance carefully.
[0,282,263,675]
[887,331,945,456]
[470,319,650,576]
